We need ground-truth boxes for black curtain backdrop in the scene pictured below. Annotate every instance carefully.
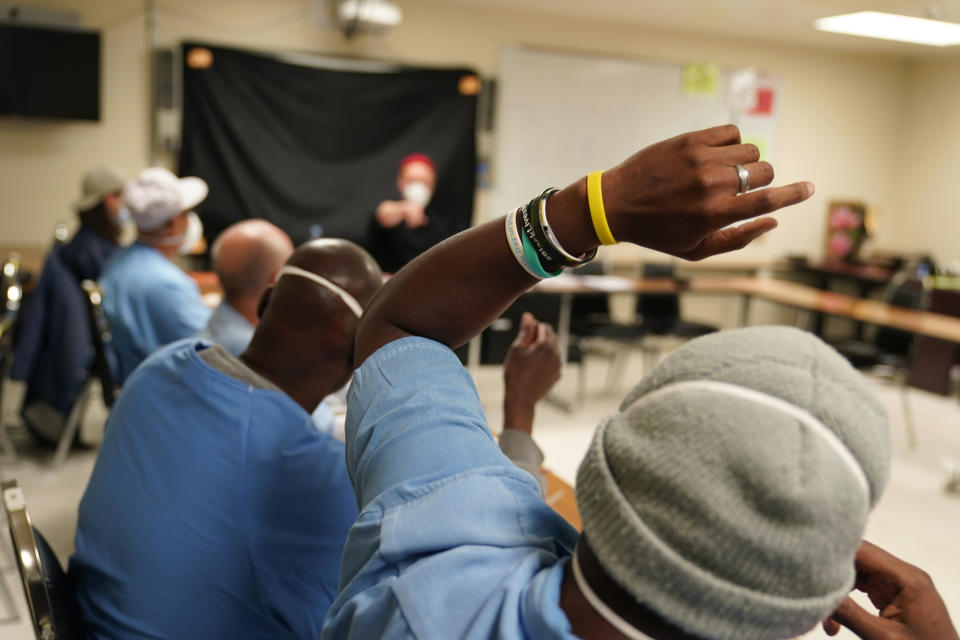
[179,42,477,258]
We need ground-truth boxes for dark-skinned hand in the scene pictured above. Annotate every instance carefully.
[600,124,814,260]
[502,312,562,435]
[824,540,958,640]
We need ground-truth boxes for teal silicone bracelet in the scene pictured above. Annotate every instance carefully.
[520,219,563,279]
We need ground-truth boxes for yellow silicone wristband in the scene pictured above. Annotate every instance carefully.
[587,171,616,245]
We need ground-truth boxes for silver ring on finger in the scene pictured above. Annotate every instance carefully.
[735,163,750,195]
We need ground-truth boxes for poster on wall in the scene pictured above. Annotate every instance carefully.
[179,42,478,271]
[729,69,782,164]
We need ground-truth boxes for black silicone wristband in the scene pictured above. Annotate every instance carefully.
[521,196,565,273]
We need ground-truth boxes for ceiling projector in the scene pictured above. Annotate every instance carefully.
[325,0,402,36]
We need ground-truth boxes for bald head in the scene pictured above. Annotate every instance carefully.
[211,220,294,318]
[260,239,382,331]
[242,239,382,411]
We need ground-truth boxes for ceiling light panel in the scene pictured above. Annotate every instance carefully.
[815,11,960,46]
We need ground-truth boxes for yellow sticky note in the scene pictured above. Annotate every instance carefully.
[742,136,770,161]
[683,62,719,97]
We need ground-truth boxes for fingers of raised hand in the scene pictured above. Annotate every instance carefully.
[709,142,761,168]
[512,313,538,347]
[535,322,558,346]
[692,161,773,195]
[679,217,778,261]
[689,123,742,147]
[714,181,814,227]
[737,161,774,191]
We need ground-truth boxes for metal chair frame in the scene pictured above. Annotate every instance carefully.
[2,479,56,639]
[49,281,118,469]
[1,254,23,462]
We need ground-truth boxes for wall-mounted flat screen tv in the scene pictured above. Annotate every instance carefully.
[0,23,101,121]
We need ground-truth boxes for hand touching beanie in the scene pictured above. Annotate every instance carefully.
[575,326,891,640]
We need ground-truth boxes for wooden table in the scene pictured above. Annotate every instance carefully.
[535,274,960,345]
[693,277,960,345]
[510,275,960,397]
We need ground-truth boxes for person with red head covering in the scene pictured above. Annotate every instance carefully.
[369,153,455,273]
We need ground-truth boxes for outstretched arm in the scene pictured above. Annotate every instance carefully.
[356,124,814,364]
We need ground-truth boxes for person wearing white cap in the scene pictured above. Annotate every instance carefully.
[98,167,212,383]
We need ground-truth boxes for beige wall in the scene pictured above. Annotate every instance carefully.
[0,0,940,270]
[893,57,960,267]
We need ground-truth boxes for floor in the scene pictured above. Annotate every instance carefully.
[1,349,958,639]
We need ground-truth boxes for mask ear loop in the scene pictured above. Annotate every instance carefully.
[277,265,364,318]
[571,551,657,640]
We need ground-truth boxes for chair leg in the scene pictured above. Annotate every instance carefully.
[0,374,18,463]
[898,377,918,452]
[604,350,629,395]
[577,356,588,404]
[0,418,17,463]
[641,344,661,376]
[51,379,92,468]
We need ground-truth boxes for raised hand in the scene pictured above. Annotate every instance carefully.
[503,312,562,435]
[600,124,814,260]
[375,200,406,228]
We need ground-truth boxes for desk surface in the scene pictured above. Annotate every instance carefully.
[193,269,960,345]
[700,277,960,344]
[536,275,960,344]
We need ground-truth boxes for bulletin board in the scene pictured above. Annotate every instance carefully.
[489,46,737,220]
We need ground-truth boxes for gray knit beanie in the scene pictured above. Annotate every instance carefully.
[575,326,891,640]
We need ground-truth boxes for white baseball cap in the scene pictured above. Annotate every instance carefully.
[123,167,209,231]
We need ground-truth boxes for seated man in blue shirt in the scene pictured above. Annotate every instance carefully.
[324,125,953,640]
[70,239,384,640]
[99,167,212,383]
[198,219,294,356]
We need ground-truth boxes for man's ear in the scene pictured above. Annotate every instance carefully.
[256,286,275,319]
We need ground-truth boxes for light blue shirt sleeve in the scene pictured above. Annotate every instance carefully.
[345,337,519,511]
[147,275,211,346]
[326,337,579,640]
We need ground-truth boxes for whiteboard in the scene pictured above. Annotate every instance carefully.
[489,46,732,220]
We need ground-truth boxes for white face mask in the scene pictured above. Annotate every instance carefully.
[277,265,363,317]
[402,181,432,207]
[177,211,204,255]
[115,206,137,246]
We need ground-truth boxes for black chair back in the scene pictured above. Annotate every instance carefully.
[569,260,613,334]
[481,293,562,364]
[80,280,119,408]
[638,262,681,330]
[875,275,929,357]
[2,479,83,640]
